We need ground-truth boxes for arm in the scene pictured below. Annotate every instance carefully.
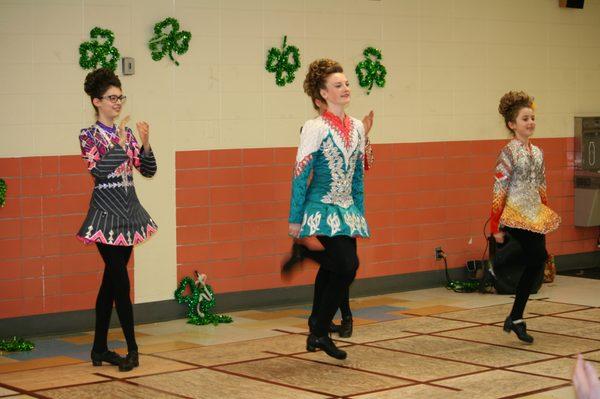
[490,147,513,235]
[289,121,321,227]
[352,122,366,214]
[538,155,548,205]
[79,129,128,179]
[127,128,157,178]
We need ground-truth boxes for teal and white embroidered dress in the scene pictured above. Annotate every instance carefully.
[289,113,369,238]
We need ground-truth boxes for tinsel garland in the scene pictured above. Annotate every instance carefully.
[79,27,120,71]
[0,179,6,207]
[265,35,301,86]
[149,17,192,66]
[174,276,232,325]
[355,47,387,95]
[0,337,34,352]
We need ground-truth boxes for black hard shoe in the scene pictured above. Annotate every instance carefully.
[281,243,306,277]
[306,334,347,360]
[308,317,339,334]
[118,350,139,372]
[504,316,534,343]
[91,350,124,367]
[338,318,353,338]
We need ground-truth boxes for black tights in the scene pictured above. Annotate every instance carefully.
[308,236,358,336]
[305,242,353,321]
[504,227,548,320]
[92,243,137,353]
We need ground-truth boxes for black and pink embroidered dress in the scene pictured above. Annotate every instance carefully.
[76,121,158,246]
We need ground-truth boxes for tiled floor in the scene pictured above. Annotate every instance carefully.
[1,275,599,398]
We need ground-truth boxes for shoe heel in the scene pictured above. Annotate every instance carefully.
[306,343,316,352]
[92,360,102,366]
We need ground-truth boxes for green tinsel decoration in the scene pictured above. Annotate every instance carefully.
[149,17,192,66]
[0,179,6,207]
[0,337,34,352]
[174,274,232,325]
[355,47,387,95]
[79,27,120,71]
[265,35,301,87]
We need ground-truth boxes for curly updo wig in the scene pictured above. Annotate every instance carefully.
[84,68,121,114]
[303,59,344,111]
[498,90,534,134]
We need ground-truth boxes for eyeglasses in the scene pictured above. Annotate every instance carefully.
[100,95,127,104]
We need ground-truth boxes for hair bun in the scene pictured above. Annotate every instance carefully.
[498,91,534,119]
[84,68,119,97]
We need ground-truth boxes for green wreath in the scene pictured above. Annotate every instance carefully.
[265,35,301,86]
[355,47,387,95]
[149,17,192,66]
[174,272,232,325]
[79,27,120,71]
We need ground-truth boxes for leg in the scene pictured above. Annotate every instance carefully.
[96,244,137,352]
[509,229,547,320]
[307,236,358,359]
[92,254,114,353]
[503,228,547,343]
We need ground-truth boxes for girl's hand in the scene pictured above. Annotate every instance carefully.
[118,115,130,147]
[136,121,150,150]
[493,232,504,244]
[288,223,301,238]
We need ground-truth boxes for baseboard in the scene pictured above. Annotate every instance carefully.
[0,267,448,338]
[555,250,600,271]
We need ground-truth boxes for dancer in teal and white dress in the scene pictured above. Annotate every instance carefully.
[283,59,370,360]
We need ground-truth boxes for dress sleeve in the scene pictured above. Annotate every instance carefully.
[352,121,366,214]
[288,120,322,224]
[490,146,513,234]
[364,135,374,171]
[78,129,128,179]
[126,128,157,178]
[538,152,548,205]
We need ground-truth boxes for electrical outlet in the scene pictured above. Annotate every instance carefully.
[435,247,444,260]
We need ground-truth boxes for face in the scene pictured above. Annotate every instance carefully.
[92,85,124,120]
[508,107,535,139]
[319,73,350,108]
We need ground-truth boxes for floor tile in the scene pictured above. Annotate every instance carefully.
[557,308,600,322]
[133,368,328,398]
[297,345,487,381]
[157,333,309,366]
[92,354,195,378]
[0,363,109,391]
[394,305,466,316]
[0,356,83,374]
[216,356,409,396]
[524,316,600,340]
[351,384,465,399]
[437,325,600,356]
[372,335,554,367]
[437,370,566,399]
[39,380,181,399]
[509,357,579,380]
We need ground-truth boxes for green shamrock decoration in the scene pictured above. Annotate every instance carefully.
[79,27,120,71]
[174,271,232,326]
[0,179,6,208]
[265,35,301,86]
[355,47,387,95]
[149,17,192,66]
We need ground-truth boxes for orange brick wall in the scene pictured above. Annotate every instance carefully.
[0,156,134,319]
[0,137,596,319]
[175,137,597,294]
